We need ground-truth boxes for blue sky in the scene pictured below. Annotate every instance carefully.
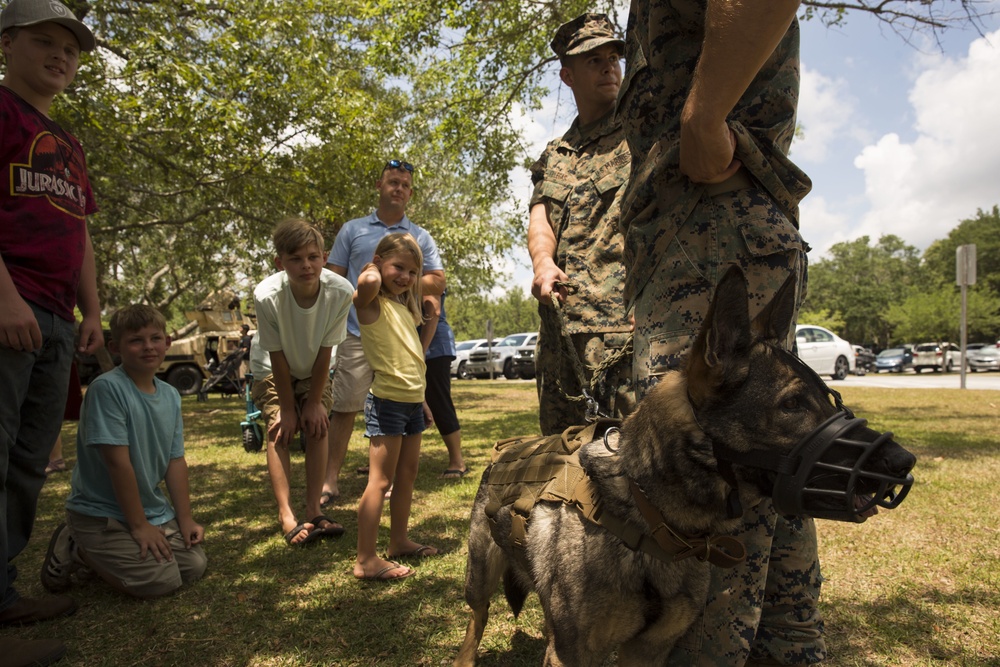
[505,6,1000,295]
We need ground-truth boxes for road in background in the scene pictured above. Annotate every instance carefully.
[838,372,1000,390]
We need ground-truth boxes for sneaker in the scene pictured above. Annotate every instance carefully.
[40,524,78,594]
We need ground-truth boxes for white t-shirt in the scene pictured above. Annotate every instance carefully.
[251,269,353,380]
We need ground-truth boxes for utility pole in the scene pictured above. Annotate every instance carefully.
[956,244,976,389]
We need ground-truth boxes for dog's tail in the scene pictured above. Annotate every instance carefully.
[502,567,530,617]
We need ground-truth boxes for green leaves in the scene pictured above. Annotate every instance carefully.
[45,0,996,325]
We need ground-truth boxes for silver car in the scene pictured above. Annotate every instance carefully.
[452,339,488,380]
[968,346,1000,372]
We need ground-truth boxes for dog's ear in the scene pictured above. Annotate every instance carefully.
[687,266,751,406]
[750,271,798,342]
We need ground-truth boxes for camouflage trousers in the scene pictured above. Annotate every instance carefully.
[535,306,635,436]
[633,185,825,665]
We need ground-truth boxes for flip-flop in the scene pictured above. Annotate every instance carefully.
[319,491,337,509]
[283,522,311,546]
[440,466,471,479]
[355,561,414,582]
[387,544,439,559]
[307,515,345,540]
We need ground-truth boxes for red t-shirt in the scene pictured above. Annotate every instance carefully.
[1,86,98,321]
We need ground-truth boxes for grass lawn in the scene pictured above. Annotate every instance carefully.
[4,382,998,666]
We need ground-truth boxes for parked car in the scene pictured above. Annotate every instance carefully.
[913,342,961,373]
[465,332,538,379]
[794,324,854,380]
[451,339,488,380]
[966,343,986,351]
[852,345,876,376]
[967,346,1000,372]
[510,335,540,380]
[874,347,914,373]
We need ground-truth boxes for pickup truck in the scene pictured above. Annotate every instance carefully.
[912,342,961,373]
[465,332,538,379]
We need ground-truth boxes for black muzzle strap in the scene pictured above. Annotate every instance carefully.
[713,442,801,477]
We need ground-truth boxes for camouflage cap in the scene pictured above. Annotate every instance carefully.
[550,13,624,59]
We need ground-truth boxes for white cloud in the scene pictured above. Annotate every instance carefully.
[854,28,1000,250]
[798,195,854,257]
[794,64,861,162]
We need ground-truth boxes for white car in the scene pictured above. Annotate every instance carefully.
[451,339,488,380]
[794,324,855,381]
[465,332,538,379]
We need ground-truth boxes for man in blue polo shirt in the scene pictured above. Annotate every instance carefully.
[321,159,445,501]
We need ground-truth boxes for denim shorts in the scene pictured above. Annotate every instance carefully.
[363,393,425,437]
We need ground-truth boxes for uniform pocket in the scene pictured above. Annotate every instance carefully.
[540,179,572,204]
[595,165,627,197]
[738,207,806,257]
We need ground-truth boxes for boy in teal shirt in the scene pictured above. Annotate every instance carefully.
[41,305,207,599]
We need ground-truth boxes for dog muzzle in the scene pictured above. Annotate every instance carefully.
[714,410,915,523]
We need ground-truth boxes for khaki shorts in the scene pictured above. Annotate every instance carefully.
[331,335,374,413]
[251,373,335,426]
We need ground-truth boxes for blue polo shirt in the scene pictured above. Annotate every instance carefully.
[327,211,444,336]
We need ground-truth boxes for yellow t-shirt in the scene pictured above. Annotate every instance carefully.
[359,296,426,403]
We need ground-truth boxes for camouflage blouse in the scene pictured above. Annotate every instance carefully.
[529,110,633,334]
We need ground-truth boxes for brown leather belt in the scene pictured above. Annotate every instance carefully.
[703,168,754,197]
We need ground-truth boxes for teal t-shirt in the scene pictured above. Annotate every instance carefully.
[66,366,184,526]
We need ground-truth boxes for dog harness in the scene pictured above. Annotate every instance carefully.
[483,421,746,568]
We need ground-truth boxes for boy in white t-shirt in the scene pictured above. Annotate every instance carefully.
[251,219,353,545]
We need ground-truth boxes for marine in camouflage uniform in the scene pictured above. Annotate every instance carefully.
[529,13,636,436]
[617,1,824,665]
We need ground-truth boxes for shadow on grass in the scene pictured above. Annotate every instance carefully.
[824,585,1000,666]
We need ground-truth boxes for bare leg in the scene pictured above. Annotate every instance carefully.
[388,433,436,556]
[46,434,66,474]
[354,435,410,579]
[266,439,311,543]
[324,410,356,497]
[442,429,465,472]
[304,432,329,520]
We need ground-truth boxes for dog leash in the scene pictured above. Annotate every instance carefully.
[549,283,633,421]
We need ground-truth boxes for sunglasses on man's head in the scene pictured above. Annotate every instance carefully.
[385,159,414,172]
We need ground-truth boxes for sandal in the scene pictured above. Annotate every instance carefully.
[319,491,337,509]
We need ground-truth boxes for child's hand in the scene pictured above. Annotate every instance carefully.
[270,407,298,449]
[177,518,205,548]
[130,522,173,562]
[300,400,329,442]
[423,402,435,428]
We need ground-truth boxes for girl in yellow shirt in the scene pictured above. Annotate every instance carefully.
[353,233,439,581]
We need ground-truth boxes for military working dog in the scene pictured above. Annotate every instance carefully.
[455,267,915,666]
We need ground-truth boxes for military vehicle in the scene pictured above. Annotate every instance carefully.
[77,290,252,395]
[158,291,251,395]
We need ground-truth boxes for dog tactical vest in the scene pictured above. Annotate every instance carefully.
[483,420,747,568]
[484,420,613,550]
